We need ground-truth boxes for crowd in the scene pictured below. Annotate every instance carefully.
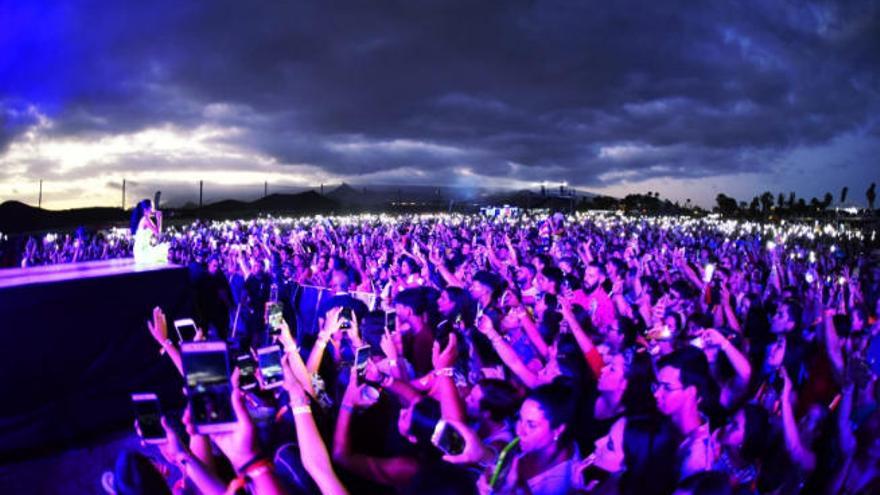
[31,209,880,494]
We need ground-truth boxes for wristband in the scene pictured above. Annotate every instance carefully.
[340,403,355,414]
[162,338,173,347]
[292,405,312,416]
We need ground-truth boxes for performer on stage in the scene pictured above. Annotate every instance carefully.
[130,199,169,264]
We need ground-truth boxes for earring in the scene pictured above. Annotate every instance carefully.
[553,433,560,443]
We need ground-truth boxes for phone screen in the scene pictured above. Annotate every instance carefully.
[182,343,235,432]
[266,302,284,331]
[257,345,284,389]
[385,311,396,332]
[355,345,370,385]
[703,264,715,284]
[131,394,164,442]
[236,354,258,391]
[175,322,197,342]
[339,307,353,330]
[432,421,465,455]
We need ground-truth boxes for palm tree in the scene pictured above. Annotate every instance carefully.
[760,191,775,213]
[822,192,833,210]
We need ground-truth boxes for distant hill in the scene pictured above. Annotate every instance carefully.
[0,201,127,234]
[0,184,604,234]
[0,190,340,234]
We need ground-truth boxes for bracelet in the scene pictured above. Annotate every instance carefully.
[236,454,267,475]
[292,405,312,416]
[246,461,273,480]
[340,403,355,414]
[435,367,455,377]
[162,338,173,347]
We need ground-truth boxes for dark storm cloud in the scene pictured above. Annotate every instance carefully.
[1,0,878,188]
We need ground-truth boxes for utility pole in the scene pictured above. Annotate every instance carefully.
[199,180,204,209]
[122,179,126,210]
[264,181,268,198]
[38,180,43,209]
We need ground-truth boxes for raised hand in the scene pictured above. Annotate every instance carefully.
[209,369,260,471]
[158,417,190,466]
[341,367,380,410]
[439,420,489,465]
[380,327,399,361]
[147,306,168,343]
[432,333,459,370]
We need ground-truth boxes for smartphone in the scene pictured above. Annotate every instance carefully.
[386,311,397,332]
[703,264,715,284]
[256,345,285,390]
[265,302,284,335]
[339,307,353,330]
[431,419,465,455]
[235,353,259,391]
[354,345,371,385]
[174,318,198,343]
[131,393,165,444]
[181,341,236,434]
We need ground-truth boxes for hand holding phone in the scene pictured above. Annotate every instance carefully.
[354,345,371,386]
[431,419,465,456]
[385,311,397,333]
[256,345,285,390]
[181,342,236,434]
[131,393,165,444]
[235,353,258,391]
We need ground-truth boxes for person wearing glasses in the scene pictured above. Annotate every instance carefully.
[653,347,720,480]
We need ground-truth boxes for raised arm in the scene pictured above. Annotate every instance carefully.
[332,369,419,486]
[158,417,226,495]
[514,304,550,359]
[430,334,466,422]
[477,315,541,388]
[307,308,341,374]
[703,328,751,386]
[282,356,348,495]
[147,306,183,375]
[429,248,463,288]
[559,297,603,378]
[780,369,816,472]
[822,308,844,378]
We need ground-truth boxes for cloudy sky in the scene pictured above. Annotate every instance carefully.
[1,0,878,209]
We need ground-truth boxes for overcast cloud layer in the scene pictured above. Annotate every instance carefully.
[1,0,879,209]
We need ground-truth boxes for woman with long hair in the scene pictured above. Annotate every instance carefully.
[131,199,169,264]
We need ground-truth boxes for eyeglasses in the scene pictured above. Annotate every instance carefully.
[651,382,683,393]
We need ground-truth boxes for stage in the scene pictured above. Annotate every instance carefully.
[0,258,191,462]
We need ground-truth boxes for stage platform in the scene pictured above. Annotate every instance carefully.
[0,258,174,289]
[0,258,192,462]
